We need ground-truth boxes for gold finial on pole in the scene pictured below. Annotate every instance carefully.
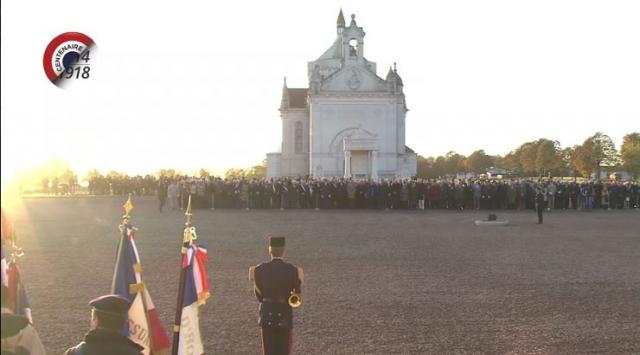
[182,195,196,247]
[123,193,134,221]
[185,194,193,227]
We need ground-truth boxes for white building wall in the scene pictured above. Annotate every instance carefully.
[279,108,309,176]
[309,94,404,178]
[266,153,281,178]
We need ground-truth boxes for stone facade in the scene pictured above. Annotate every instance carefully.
[267,10,417,179]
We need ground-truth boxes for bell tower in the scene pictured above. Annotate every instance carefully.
[341,14,365,64]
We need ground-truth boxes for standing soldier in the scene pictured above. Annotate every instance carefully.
[249,237,303,355]
[535,188,545,224]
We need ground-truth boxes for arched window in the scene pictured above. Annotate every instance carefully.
[294,121,303,153]
[349,38,358,58]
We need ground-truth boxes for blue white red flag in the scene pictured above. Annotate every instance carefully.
[177,243,210,355]
[1,209,11,286]
[1,242,7,288]
[112,222,171,355]
[6,261,32,323]
[1,209,32,323]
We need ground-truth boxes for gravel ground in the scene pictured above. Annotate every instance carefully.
[8,196,640,354]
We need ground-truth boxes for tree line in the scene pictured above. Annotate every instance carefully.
[417,132,640,179]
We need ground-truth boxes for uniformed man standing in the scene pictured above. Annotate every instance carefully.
[535,188,545,224]
[64,294,143,355]
[249,237,303,355]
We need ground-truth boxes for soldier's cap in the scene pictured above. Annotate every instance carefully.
[89,294,131,318]
[269,237,285,248]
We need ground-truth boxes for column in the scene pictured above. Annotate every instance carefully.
[371,150,378,181]
[344,150,352,178]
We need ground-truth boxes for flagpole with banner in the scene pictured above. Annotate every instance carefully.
[112,194,171,355]
[171,195,210,355]
[1,208,32,323]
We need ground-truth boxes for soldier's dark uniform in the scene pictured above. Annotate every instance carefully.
[250,237,303,355]
[535,190,545,224]
[64,294,143,355]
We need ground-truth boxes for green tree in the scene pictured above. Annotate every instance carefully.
[465,150,492,174]
[199,168,211,178]
[157,169,177,178]
[84,169,102,182]
[535,139,562,176]
[60,168,77,185]
[225,168,246,179]
[432,156,448,177]
[444,151,466,175]
[416,155,433,178]
[106,170,123,179]
[246,159,267,179]
[572,132,619,178]
[620,132,640,178]
[518,142,539,175]
[560,147,576,177]
[496,151,521,175]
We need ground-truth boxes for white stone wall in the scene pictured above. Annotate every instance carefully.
[279,108,309,176]
[309,94,406,178]
[266,153,281,178]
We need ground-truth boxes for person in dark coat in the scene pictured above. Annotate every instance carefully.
[249,237,303,355]
[63,294,143,355]
[535,189,545,224]
[157,178,168,212]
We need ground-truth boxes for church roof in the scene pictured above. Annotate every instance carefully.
[287,88,308,108]
[317,37,341,61]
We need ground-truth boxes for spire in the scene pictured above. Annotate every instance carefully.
[386,66,395,81]
[280,77,290,111]
[386,64,404,93]
[337,9,345,28]
[394,63,403,86]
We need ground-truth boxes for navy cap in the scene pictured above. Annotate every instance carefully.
[269,237,285,248]
[89,294,131,317]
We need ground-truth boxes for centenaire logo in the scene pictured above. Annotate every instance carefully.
[43,32,94,83]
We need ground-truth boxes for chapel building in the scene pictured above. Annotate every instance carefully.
[267,10,417,179]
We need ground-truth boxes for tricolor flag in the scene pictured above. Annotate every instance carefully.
[1,239,8,287]
[112,221,171,355]
[177,242,210,355]
[1,209,32,323]
[1,209,12,285]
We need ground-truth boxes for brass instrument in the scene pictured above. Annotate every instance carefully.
[288,291,302,308]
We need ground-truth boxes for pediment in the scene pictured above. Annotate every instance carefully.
[320,65,387,92]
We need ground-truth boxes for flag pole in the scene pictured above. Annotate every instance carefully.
[5,211,26,318]
[171,195,194,355]
[111,194,133,292]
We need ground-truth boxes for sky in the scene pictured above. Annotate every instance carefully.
[1,0,639,180]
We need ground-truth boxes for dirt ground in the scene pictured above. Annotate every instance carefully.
[7,196,640,354]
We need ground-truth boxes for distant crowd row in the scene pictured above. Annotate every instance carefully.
[152,177,640,211]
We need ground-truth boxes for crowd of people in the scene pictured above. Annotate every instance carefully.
[86,175,158,196]
[154,176,640,212]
